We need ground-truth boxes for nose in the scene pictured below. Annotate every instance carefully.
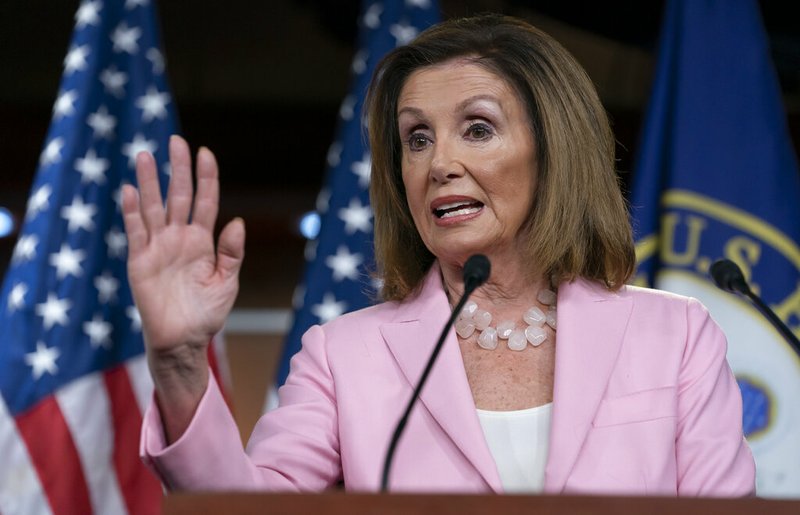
[429,139,465,183]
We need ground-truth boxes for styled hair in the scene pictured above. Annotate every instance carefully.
[366,14,635,301]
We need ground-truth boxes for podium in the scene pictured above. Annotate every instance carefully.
[164,492,800,514]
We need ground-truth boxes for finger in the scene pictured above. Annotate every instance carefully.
[215,218,245,280]
[192,146,220,232]
[166,135,194,225]
[135,150,166,233]
[121,184,148,254]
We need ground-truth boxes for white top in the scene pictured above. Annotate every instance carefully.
[476,403,553,493]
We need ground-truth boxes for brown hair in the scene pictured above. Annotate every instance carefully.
[366,14,634,301]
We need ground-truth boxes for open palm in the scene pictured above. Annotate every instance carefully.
[122,136,244,358]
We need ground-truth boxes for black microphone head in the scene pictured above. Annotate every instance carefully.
[710,259,750,295]
[463,254,491,291]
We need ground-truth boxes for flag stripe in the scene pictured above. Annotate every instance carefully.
[15,397,92,515]
[125,354,153,415]
[0,398,52,515]
[56,373,128,515]
[105,365,162,515]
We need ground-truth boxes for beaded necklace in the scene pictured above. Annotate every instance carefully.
[455,288,557,351]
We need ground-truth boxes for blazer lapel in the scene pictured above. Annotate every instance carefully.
[544,279,633,493]
[380,265,502,492]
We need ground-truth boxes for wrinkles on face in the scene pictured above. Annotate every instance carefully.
[397,59,538,272]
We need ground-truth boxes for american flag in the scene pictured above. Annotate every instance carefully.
[0,1,178,513]
[276,0,440,388]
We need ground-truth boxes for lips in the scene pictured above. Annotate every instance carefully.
[431,198,484,219]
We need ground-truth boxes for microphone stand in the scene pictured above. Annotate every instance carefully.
[735,283,800,357]
[710,259,800,358]
[380,255,489,492]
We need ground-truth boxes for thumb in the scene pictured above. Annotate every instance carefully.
[216,217,245,280]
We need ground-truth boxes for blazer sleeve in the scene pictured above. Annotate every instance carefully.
[140,324,342,491]
[675,298,756,496]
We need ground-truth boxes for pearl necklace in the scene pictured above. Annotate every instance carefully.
[455,289,557,351]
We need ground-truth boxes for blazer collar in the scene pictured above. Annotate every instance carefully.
[543,278,633,493]
[378,266,634,494]
[379,263,503,492]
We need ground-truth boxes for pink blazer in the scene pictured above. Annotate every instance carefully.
[141,265,755,496]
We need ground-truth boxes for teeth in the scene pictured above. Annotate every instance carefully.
[440,206,481,218]
[436,201,472,210]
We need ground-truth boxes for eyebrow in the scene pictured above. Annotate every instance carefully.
[397,94,503,118]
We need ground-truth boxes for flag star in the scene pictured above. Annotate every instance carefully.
[75,0,102,28]
[125,0,149,9]
[363,3,383,29]
[126,305,142,331]
[325,245,363,282]
[112,187,124,211]
[146,48,165,74]
[135,86,171,122]
[339,95,356,121]
[53,89,78,119]
[122,133,157,168]
[25,341,61,380]
[311,293,347,324]
[100,66,128,98]
[74,148,109,184]
[39,137,64,167]
[111,22,142,54]
[12,234,38,263]
[95,271,120,303]
[304,240,318,261]
[338,198,373,235]
[87,105,117,139]
[49,244,86,279]
[8,283,28,312]
[61,196,97,232]
[406,0,430,7]
[26,184,52,219]
[106,227,128,258]
[351,152,372,188]
[316,188,331,214]
[352,49,369,75]
[390,22,418,46]
[326,142,342,167]
[35,293,72,330]
[292,284,306,310]
[83,315,113,348]
[63,44,90,75]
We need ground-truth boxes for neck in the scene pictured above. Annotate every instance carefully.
[439,254,548,313]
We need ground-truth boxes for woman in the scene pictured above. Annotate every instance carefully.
[124,14,755,495]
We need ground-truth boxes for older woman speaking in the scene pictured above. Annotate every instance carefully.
[123,14,754,496]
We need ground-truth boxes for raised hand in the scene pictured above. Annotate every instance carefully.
[122,135,244,439]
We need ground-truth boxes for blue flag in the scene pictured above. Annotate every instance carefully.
[0,1,175,513]
[630,0,800,497]
[276,0,440,389]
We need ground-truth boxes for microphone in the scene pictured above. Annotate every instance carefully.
[709,259,800,357]
[462,254,491,292]
[380,254,491,492]
[709,258,752,295]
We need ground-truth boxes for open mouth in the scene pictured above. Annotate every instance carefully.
[433,200,484,219]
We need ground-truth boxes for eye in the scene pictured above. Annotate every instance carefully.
[406,132,432,152]
[465,122,493,141]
